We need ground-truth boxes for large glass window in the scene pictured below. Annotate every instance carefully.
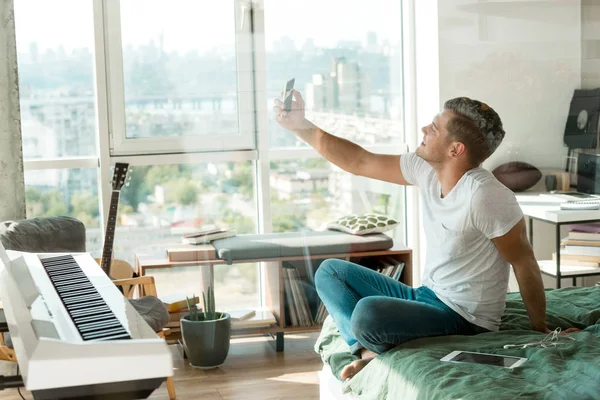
[109,0,254,154]
[15,0,97,159]
[119,1,238,139]
[111,161,257,263]
[270,159,405,243]
[264,0,404,148]
[16,0,407,309]
[24,168,100,251]
[109,161,259,308]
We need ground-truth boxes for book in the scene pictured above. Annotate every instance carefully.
[231,307,276,329]
[538,260,600,276]
[567,231,600,241]
[563,245,600,257]
[227,308,256,321]
[184,227,227,239]
[568,223,600,234]
[161,293,199,312]
[167,244,216,262]
[561,239,600,247]
[182,230,236,244]
[552,252,600,265]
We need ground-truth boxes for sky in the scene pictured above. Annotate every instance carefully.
[14,0,402,53]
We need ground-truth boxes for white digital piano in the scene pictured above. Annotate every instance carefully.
[0,243,172,399]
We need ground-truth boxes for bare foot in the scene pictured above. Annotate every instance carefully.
[340,359,373,381]
[340,349,378,381]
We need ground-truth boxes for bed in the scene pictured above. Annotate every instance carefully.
[314,286,600,400]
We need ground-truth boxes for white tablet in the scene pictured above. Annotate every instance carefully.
[440,350,527,369]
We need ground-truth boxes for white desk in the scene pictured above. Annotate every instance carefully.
[516,193,600,288]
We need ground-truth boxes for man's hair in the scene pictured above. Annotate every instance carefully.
[443,97,505,166]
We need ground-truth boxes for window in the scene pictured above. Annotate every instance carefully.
[24,168,100,251]
[106,0,255,155]
[16,0,407,310]
[15,0,97,159]
[110,161,259,308]
[270,159,405,244]
[264,0,404,149]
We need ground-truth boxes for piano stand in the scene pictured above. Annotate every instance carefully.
[0,374,24,390]
[0,308,8,333]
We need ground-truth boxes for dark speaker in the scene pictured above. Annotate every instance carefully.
[564,89,600,149]
[577,153,600,194]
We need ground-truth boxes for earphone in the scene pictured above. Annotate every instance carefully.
[503,328,576,350]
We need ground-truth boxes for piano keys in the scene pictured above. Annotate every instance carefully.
[0,244,172,399]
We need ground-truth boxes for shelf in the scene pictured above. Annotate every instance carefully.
[538,260,600,277]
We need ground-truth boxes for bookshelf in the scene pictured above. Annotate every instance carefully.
[136,245,412,351]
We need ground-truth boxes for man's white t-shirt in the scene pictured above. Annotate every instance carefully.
[400,152,523,331]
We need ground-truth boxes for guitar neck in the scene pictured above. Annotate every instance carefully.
[100,191,120,276]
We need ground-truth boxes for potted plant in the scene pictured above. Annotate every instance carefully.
[180,286,231,369]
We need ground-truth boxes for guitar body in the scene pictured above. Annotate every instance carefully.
[94,258,134,280]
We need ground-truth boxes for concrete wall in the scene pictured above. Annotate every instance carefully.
[0,0,25,222]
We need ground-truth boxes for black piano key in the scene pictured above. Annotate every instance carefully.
[65,299,107,311]
[47,271,86,279]
[62,294,102,305]
[56,283,94,293]
[70,305,111,318]
[82,327,130,340]
[40,255,131,341]
[73,314,116,325]
[45,267,81,275]
[54,277,90,287]
[78,320,123,332]
[61,288,98,298]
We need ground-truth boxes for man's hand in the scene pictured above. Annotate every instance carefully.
[273,90,313,133]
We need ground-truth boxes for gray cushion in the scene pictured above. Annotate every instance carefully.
[0,216,86,253]
[129,297,169,333]
[212,230,393,264]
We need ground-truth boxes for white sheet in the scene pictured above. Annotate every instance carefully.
[318,363,420,400]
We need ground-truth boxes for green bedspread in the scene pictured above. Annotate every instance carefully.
[314,286,600,400]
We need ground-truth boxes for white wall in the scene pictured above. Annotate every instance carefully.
[437,0,581,172]
[412,0,586,288]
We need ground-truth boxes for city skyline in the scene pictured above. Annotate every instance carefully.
[15,0,402,53]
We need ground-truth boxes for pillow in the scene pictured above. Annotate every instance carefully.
[327,213,398,235]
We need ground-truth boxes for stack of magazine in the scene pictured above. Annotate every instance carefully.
[375,256,405,281]
[282,257,404,328]
[182,227,235,244]
[283,262,323,327]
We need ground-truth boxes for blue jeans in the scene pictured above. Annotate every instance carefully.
[315,259,487,355]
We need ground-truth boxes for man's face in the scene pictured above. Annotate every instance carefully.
[416,110,455,163]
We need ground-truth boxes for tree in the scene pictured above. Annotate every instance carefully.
[175,179,198,206]
[43,190,68,217]
[70,190,99,228]
[119,166,150,211]
[222,163,253,198]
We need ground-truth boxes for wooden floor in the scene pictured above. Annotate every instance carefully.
[2,333,324,400]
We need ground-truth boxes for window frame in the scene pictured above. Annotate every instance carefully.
[101,0,256,156]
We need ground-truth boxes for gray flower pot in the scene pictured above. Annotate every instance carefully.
[180,312,231,369]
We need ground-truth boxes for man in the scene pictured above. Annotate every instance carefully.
[273,91,578,381]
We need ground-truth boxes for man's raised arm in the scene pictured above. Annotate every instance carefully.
[274,91,410,186]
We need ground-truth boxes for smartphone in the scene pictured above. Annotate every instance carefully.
[440,350,527,369]
[282,78,295,111]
